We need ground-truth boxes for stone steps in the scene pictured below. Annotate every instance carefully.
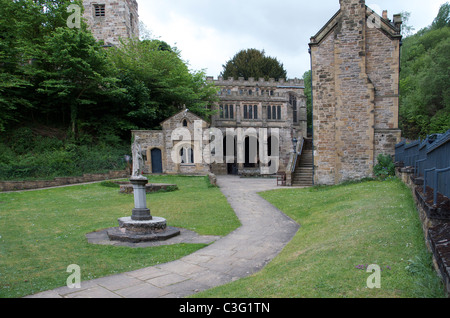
[292,139,313,186]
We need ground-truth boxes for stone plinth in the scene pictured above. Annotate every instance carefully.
[107,217,180,243]
[130,177,151,221]
[107,176,181,243]
[118,183,177,194]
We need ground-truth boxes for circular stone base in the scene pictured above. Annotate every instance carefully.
[107,227,181,243]
[118,216,167,233]
[107,216,181,243]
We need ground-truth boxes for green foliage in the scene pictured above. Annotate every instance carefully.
[0,0,219,180]
[100,181,121,188]
[400,3,450,139]
[221,49,287,81]
[302,70,312,130]
[107,38,218,129]
[0,175,238,297]
[196,179,445,298]
[431,2,450,30]
[373,154,396,180]
[32,26,123,136]
[0,127,129,181]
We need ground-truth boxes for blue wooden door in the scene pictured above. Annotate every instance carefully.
[151,148,163,174]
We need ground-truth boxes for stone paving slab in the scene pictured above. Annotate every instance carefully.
[26,176,300,298]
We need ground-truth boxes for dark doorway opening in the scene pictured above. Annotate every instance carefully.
[151,148,163,174]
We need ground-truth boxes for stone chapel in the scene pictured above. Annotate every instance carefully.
[83,0,403,186]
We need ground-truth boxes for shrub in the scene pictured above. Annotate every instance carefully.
[373,154,396,180]
[100,181,120,188]
[0,129,129,181]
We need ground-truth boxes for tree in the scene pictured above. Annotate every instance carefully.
[107,38,218,129]
[400,11,415,37]
[399,4,450,139]
[0,0,115,135]
[302,70,312,130]
[221,49,287,81]
[32,27,123,137]
[431,2,450,30]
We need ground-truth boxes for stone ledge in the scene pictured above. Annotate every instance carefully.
[117,182,178,194]
[428,224,450,296]
[86,227,220,248]
[106,226,181,244]
[396,168,450,297]
[0,170,128,192]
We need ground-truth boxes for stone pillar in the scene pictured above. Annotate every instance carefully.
[130,177,151,221]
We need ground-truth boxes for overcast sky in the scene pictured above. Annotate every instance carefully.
[137,0,447,79]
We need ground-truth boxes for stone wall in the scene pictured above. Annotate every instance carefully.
[83,0,139,46]
[396,168,450,297]
[0,170,128,192]
[133,110,211,176]
[309,0,402,185]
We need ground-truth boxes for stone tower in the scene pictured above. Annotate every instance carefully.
[309,0,402,185]
[82,0,139,46]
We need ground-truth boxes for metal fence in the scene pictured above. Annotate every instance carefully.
[395,129,450,204]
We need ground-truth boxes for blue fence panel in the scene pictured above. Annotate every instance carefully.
[415,140,428,176]
[396,129,450,202]
[403,140,420,167]
[426,131,450,200]
[395,141,406,164]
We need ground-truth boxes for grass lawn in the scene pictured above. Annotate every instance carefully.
[0,175,240,298]
[193,178,446,298]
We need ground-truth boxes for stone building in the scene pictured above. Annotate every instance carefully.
[309,0,402,185]
[100,0,402,186]
[133,77,309,178]
[208,76,307,176]
[132,110,211,176]
[82,0,139,46]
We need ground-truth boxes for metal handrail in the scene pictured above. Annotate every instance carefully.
[423,166,450,205]
[291,138,305,173]
[433,167,450,205]
[423,168,435,194]
[414,159,426,177]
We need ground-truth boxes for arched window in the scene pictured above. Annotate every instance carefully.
[180,146,194,164]
[183,119,188,127]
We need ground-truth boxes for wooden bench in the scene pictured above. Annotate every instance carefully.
[277,172,286,186]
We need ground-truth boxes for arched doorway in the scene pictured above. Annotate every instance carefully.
[151,148,163,174]
[244,136,259,168]
[223,135,238,175]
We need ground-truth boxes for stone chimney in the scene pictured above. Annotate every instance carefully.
[339,0,365,14]
[393,14,403,28]
[382,10,388,20]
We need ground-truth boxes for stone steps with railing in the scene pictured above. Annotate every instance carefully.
[292,139,314,186]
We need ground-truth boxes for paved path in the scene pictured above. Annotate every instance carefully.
[27,176,300,298]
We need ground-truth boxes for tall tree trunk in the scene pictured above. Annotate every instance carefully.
[70,104,77,138]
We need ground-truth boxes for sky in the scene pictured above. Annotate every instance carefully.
[137,0,447,79]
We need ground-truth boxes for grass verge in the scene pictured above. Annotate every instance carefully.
[193,178,446,298]
[0,175,240,298]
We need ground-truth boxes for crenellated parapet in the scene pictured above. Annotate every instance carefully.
[206,76,305,89]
